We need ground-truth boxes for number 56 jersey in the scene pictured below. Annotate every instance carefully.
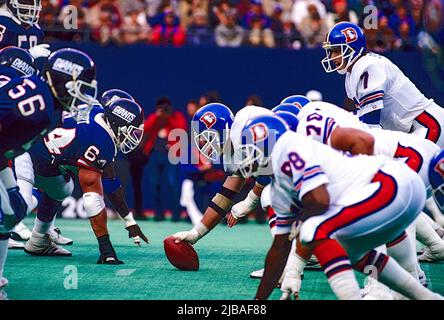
[30,105,117,176]
[0,75,55,161]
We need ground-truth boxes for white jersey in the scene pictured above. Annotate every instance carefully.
[223,105,274,174]
[270,131,389,234]
[297,101,440,187]
[345,52,433,132]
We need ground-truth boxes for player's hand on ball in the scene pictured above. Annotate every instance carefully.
[280,270,301,300]
[126,224,149,246]
[173,230,199,244]
[226,213,239,228]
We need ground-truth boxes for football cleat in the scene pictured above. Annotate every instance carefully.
[24,232,72,256]
[361,278,394,300]
[10,221,31,241]
[418,266,428,287]
[8,238,25,249]
[97,254,124,265]
[250,268,264,279]
[418,245,444,262]
[48,228,73,245]
[0,277,8,301]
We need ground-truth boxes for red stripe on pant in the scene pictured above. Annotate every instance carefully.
[415,111,441,144]
[394,144,423,172]
[313,171,398,241]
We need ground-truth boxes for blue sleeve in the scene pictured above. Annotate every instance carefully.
[360,109,381,125]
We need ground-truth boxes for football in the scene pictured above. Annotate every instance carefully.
[163,236,199,271]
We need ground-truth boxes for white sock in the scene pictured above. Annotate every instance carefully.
[425,197,444,225]
[0,240,8,279]
[329,270,362,300]
[33,218,52,235]
[387,233,418,279]
[378,256,441,299]
[416,212,444,250]
[280,240,306,282]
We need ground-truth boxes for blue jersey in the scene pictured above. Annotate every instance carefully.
[30,105,117,176]
[0,74,55,160]
[0,11,44,49]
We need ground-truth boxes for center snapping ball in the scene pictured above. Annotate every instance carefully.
[163,236,199,271]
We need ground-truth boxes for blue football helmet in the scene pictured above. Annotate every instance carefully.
[0,46,37,77]
[44,48,98,117]
[272,102,303,117]
[279,96,311,109]
[104,98,144,155]
[275,111,299,132]
[322,22,366,74]
[7,0,41,25]
[429,149,444,213]
[238,115,288,178]
[101,89,135,107]
[191,103,234,162]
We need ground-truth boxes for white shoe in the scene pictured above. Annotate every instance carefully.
[418,245,444,262]
[361,278,394,300]
[8,238,25,249]
[0,277,8,300]
[48,228,73,245]
[250,268,264,279]
[24,232,72,256]
[10,222,31,241]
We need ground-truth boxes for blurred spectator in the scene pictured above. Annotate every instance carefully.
[291,0,327,29]
[137,97,188,221]
[145,0,163,18]
[326,0,359,28]
[152,8,186,46]
[246,15,276,48]
[211,0,234,28]
[409,0,424,32]
[215,9,244,47]
[178,0,209,28]
[121,0,147,15]
[121,9,151,44]
[198,91,221,107]
[39,0,61,41]
[262,0,293,19]
[187,8,214,46]
[389,5,416,38]
[149,1,180,27]
[241,0,271,30]
[365,14,396,52]
[394,21,417,51]
[246,94,263,106]
[299,4,329,48]
[276,17,304,49]
[89,0,123,45]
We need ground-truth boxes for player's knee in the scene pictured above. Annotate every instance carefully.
[83,192,105,218]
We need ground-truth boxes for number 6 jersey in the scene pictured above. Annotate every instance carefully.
[29,105,117,176]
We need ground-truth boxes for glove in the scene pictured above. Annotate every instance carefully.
[280,270,302,300]
[173,222,209,244]
[126,224,149,246]
[28,44,51,59]
[230,189,260,220]
[173,229,201,245]
[7,187,28,223]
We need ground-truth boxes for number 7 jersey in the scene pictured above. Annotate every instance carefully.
[30,105,117,176]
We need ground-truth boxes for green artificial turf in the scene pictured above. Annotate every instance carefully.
[4,217,444,300]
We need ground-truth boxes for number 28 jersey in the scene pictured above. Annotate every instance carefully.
[270,131,389,234]
[30,105,117,175]
[0,74,55,160]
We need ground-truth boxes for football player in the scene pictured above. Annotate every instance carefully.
[99,89,149,246]
[17,98,144,263]
[0,1,57,246]
[239,115,442,300]
[0,47,91,298]
[322,22,444,148]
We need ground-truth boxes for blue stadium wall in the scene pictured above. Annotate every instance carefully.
[51,42,444,215]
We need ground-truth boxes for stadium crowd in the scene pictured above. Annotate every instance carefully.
[42,0,429,51]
